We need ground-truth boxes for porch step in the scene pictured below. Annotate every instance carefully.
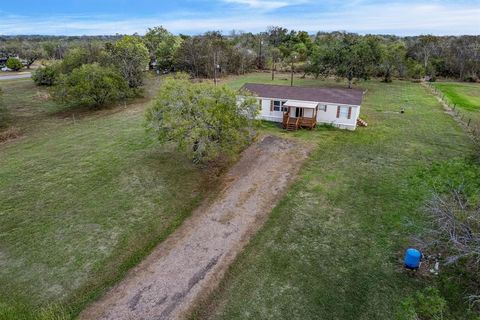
[357,118,368,127]
[286,124,298,131]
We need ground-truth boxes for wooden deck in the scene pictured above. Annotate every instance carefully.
[282,113,317,131]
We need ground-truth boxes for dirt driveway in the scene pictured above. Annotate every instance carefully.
[79,135,312,320]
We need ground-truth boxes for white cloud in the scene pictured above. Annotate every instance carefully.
[0,2,479,36]
[223,0,307,10]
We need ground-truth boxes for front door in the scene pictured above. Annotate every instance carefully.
[295,107,304,118]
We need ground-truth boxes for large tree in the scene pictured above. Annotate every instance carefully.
[110,36,149,88]
[379,41,407,82]
[19,43,43,69]
[145,74,258,164]
[330,34,381,88]
[54,63,128,108]
[144,26,182,71]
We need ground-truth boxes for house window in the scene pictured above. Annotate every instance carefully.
[273,100,288,112]
[319,104,327,112]
[337,106,352,119]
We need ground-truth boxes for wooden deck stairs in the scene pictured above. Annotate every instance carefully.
[283,116,300,131]
[286,122,298,131]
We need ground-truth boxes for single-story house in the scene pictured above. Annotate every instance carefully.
[242,83,366,131]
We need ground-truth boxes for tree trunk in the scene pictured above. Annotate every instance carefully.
[290,61,294,87]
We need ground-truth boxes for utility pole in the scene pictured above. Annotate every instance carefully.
[272,58,275,81]
[213,51,217,86]
[290,55,297,87]
[259,40,263,69]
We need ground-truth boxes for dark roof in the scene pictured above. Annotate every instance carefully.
[242,83,364,106]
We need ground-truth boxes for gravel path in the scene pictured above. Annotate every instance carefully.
[79,135,312,320]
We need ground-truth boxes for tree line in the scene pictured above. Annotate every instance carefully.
[0,27,478,109]
[2,28,479,84]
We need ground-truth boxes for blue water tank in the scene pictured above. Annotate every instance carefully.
[404,248,421,269]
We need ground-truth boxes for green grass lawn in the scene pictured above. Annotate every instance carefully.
[1,73,478,319]
[192,74,478,319]
[433,82,480,128]
[224,72,353,90]
[0,76,218,318]
[433,82,480,112]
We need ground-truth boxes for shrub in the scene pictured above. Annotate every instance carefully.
[398,287,448,320]
[53,63,128,108]
[60,47,93,74]
[32,65,58,86]
[413,159,480,314]
[6,58,23,71]
[406,59,425,80]
[145,73,259,164]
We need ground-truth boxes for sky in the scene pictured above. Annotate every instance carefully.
[1,0,479,36]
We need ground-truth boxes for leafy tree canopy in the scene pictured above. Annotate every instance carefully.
[32,64,59,86]
[6,57,23,71]
[110,35,149,88]
[145,73,259,164]
[54,63,128,108]
[144,26,183,70]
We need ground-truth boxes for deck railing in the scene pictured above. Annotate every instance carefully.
[282,115,317,130]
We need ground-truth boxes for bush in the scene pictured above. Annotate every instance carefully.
[32,65,58,86]
[54,63,128,108]
[6,58,23,71]
[60,47,93,74]
[145,73,259,164]
[398,287,448,320]
[407,59,425,80]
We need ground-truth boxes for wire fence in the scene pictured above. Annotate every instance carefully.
[425,82,480,145]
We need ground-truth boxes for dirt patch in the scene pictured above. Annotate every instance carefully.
[0,127,22,144]
[79,135,312,320]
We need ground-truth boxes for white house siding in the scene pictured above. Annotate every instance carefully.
[316,103,360,130]
[258,98,360,130]
[259,98,284,123]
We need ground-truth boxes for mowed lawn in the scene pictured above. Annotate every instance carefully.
[193,74,477,319]
[0,77,216,318]
[433,81,480,125]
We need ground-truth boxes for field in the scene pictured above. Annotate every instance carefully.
[0,77,218,318]
[1,73,479,319]
[433,82,480,126]
[192,74,478,319]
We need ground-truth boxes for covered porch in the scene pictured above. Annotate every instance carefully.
[282,100,318,131]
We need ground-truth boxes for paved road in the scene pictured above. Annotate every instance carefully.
[0,73,32,81]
